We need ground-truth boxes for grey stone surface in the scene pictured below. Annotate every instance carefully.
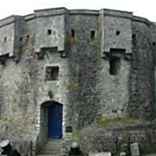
[0,7,155,155]
[0,22,15,56]
[130,143,140,156]
[34,14,65,52]
[89,152,111,156]
[79,124,156,155]
[103,13,132,54]
[120,152,126,156]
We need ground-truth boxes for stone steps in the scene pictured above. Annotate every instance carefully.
[38,139,64,156]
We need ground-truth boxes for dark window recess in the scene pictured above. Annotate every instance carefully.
[26,34,30,39]
[90,30,95,40]
[110,48,126,53]
[66,126,73,133]
[47,29,52,35]
[152,42,156,46]
[109,56,121,75]
[112,109,117,113]
[132,34,136,39]
[4,37,7,42]
[45,66,59,81]
[19,37,23,41]
[71,29,75,38]
[116,30,120,36]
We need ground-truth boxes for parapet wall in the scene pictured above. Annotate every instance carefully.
[0,8,154,57]
[0,7,155,139]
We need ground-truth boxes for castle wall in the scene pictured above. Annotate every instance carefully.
[151,23,156,112]
[0,17,15,56]
[32,49,69,149]
[97,56,130,117]
[67,13,100,129]
[128,18,155,119]
[102,10,132,54]
[34,8,66,52]
[0,8,155,154]
[0,55,37,140]
[97,12,132,118]
[0,16,25,58]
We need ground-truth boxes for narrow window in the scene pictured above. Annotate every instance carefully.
[90,30,95,40]
[45,66,59,81]
[26,34,30,39]
[153,42,156,46]
[71,29,75,38]
[109,56,121,75]
[47,29,52,35]
[132,34,136,39]
[4,37,7,43]
[116,30,120,36]
[19,37,23,42]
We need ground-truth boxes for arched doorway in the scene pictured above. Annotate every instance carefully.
[40,101,63,140]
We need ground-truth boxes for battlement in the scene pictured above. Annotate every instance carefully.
[0,7,155,58]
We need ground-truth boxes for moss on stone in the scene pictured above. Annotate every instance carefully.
[96,116,141,128]
[72,130,80,142]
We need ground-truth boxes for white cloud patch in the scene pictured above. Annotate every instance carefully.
[0,0,155,21]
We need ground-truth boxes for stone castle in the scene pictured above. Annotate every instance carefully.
[0,7,156,155]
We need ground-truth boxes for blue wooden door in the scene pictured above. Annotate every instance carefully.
[48,103,63,139]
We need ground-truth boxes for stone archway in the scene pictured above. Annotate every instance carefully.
[40,100,63,142]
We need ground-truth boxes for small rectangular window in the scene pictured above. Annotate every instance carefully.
[109,56,121,75]
[71,29,75,38]
[47,29,52,35]
[90,30,95,40]
[45,66,59,81]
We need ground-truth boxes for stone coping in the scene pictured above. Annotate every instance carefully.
[0,7,153,28]
[0,15,16,28]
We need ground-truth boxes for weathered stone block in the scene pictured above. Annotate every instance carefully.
[130,143,140,156]
[89,152,111,156]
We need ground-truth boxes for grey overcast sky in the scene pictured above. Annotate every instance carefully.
[0,0,155,21]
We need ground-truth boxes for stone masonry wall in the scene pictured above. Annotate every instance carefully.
[0,8,156,154]
[80,124,156,155]
[97,56,130,117]
[128,20,155,119]
[104,14,132,54]
[67,14,100,129]
[0,22,15,56]
[0,35,37,140]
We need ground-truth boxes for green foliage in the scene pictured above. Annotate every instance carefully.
[96,116,140,128]
[141,144,156,154]
[72,130,80,142]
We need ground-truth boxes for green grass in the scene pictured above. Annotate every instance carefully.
[96,116,140,128]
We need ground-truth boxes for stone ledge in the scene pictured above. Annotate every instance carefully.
[0,15,16,28]
[34,7,68,17]
[69,9,99,15]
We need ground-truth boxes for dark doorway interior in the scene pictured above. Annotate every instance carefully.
[48,102,63,139]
